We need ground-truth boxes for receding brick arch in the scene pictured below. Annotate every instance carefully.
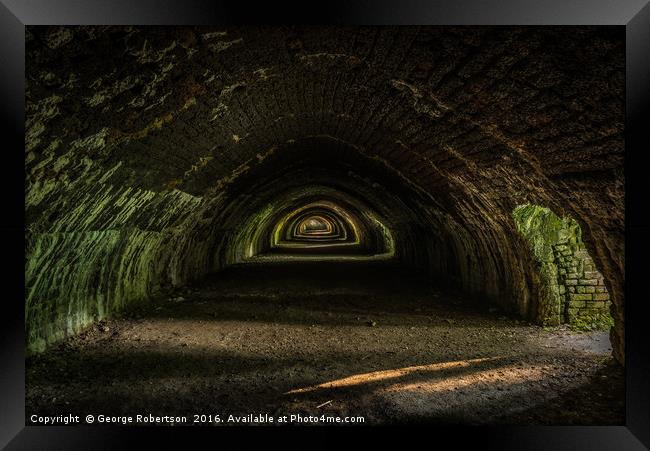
[25,25,624,364]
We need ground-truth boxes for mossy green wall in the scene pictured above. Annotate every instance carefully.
[25,179,210,353]
[512,204,611,327]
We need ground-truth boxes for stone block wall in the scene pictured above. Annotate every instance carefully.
[553,243,611,323]
[513,204,612,328]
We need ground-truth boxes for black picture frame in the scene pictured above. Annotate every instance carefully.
[2,0,649,448]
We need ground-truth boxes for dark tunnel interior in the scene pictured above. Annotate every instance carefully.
[24,25,625,424]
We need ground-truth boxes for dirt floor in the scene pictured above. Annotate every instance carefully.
[25,260,625,425]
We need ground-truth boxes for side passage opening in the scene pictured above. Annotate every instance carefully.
[512,204,613,330]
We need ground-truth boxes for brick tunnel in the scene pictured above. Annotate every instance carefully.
[25,26,625,424]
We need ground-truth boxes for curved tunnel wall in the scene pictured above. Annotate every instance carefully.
[268,198,389,255]
[295,215,336,236]
[25,26,625,363]
[279,207,352,242]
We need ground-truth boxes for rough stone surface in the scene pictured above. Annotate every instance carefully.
[26,261,624,425]
[512,204,612,328]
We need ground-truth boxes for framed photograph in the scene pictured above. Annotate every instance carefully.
[2,0,649,448]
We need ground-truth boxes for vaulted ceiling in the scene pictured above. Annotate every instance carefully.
[25,26,624,361]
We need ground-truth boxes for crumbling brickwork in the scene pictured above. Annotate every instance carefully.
[24,26,625,363]
[555,244,611,322]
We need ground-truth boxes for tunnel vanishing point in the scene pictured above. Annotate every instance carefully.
[25,26,624,363]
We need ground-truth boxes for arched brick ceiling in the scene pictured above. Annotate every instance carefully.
[25,26,625,362]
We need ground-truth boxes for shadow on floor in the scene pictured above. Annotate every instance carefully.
[25,259,622,425]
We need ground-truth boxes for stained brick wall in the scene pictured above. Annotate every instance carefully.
[24,26,625,362]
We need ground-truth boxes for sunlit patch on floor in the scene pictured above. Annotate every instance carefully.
[285,357,500,394]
